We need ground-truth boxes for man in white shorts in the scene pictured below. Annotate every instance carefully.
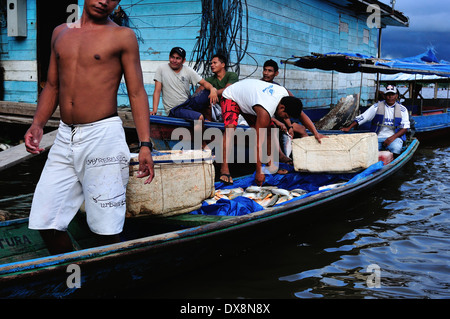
[24,0,154,254]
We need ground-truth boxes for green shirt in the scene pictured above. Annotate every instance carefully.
[206,72,239,89]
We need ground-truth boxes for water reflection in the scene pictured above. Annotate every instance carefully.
[279,144,450,299]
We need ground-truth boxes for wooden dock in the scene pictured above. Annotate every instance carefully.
[0,130,57,172]
[0,101,137,171]
[0,101,136,128]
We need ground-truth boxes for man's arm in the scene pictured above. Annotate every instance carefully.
[198,79,218,105]
[120,27,154,184]
[299,111,326,142]
[384,128,407,146]
[151,80,162,115]
[253,105,272,186]
[24,26,61,154]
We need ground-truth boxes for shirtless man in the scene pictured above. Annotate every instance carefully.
[24,0,154,254]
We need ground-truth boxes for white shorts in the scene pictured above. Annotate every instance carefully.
[29,117,131,235]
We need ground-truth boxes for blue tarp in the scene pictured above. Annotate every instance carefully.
[323,49,450,77]
[191,161,385,217]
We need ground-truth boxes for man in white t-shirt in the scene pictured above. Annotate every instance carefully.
[220,79,311,186]
[341,85,410,154]
[151,47,218,119]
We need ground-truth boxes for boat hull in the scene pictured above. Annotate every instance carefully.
[412,111,450,142]
[0,139,420,298]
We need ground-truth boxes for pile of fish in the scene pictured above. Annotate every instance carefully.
[204,185,308,208]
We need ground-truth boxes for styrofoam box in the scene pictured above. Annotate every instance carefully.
[126,150,215,218]
[292,133,379,173]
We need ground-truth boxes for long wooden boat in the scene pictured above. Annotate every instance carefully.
[0,137,419,298]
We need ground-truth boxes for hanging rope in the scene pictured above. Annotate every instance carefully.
[189,0,249,78]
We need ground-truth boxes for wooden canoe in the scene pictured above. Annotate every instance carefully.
[0,137,419,298]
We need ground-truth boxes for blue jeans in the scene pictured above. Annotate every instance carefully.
[169,90,210,120]
[378,137,403,154]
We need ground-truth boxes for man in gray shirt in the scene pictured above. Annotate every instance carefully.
[151,47,218,118]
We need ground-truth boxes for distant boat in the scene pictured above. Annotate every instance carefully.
[282,50,450,141]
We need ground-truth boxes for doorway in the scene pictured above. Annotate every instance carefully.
[36,0,78,93]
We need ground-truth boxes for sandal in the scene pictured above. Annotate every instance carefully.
[219,173,234,185]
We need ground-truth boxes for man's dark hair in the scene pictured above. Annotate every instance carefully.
[213,54,228,68]
[263,59,279,72]
[280,96,302,119]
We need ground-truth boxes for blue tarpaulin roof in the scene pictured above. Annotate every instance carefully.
[287,49,450,77]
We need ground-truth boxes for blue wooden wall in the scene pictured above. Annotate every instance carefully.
[116,0,202,107]
[0,0,380,110]
[0,0,37,103]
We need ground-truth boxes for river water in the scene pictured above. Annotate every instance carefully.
[0,138,449,299]
[132,139,449,299]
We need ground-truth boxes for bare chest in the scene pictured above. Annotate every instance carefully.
[54,28,122,68]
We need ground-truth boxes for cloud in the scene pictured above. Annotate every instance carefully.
[379,1,450,59]
[381,30,450,60]
[382,0,450,31]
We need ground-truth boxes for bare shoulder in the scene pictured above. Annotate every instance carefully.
[52,23,69,37]
[114,26,137,40]
[113,26,139,53]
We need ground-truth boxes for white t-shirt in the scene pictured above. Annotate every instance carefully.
[222,79,289,117]
[154,63,203,113]
[355,102,410,139]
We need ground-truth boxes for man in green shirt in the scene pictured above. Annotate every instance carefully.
[204,54,239,95]
[194,54,239,121]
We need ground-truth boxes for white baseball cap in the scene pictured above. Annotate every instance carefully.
[385,85,397,94]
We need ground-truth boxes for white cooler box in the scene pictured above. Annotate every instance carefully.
[126,150,215,218]
[292,133,378,173]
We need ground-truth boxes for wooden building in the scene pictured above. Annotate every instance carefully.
[0,0,408,121]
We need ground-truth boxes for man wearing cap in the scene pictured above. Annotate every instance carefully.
[341,85,410,155]
[151,47,218,118]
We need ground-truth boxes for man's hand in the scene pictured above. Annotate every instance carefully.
[314,132,328,144]
[137,147,154,184]
[24,125,45,154]
[254,170,265,186]
[383,136,395,147]
[208,88,219,105]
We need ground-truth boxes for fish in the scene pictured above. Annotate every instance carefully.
[271,188,290,196]
[318,182,346,190]
[213,187,244,200]
[258,194,279,208]
[275,195,292,205]
[246,185,262,193]
[227,187,244,199]
[207,185,309,209]
[281,132,292,157]
[215,189,231,195]
[204,198,218,205]
[290,188,308,197]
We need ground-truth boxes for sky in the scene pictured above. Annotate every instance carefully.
[379,0,450,61]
